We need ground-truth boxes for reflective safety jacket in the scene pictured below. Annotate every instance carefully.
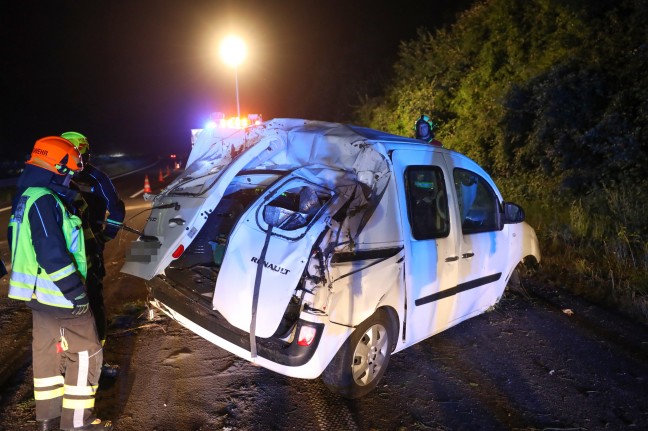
[8,187,87,308]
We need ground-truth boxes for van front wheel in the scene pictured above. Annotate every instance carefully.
[322,309,392,398]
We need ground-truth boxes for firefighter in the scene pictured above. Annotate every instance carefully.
[60,131,125,377]
[7,136,112,430]
[414,114,443,146]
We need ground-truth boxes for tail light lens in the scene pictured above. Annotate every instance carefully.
[297,325,317,346]
[172,244,185,259]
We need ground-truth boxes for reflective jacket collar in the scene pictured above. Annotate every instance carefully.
[14,165,78,208]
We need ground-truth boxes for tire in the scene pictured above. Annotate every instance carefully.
[322,308,393,399]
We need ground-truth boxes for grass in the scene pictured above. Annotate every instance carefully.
[525,186,648,325]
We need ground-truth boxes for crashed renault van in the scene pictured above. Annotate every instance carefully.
[122,118,540,398]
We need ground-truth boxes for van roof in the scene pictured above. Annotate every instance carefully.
[347,123,460,156]
[348,125,422,144]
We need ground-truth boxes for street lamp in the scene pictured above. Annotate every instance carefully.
[219,35,247,118]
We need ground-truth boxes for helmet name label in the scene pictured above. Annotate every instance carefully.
[33,148,48,156]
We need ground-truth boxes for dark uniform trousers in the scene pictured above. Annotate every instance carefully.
[78,197,108,345]
[32,308,103,429]
[86,253,107,343]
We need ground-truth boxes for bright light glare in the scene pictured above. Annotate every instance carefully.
[220,35,246,67]
[204,116,253,129]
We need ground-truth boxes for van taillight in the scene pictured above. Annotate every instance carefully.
[297,325,317,346]
[172,244,185,259]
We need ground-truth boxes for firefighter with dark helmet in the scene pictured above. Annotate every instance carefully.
[60,131,124,246]
[7,137,112,431]
[414,114,443,147]
[61,131,125,378]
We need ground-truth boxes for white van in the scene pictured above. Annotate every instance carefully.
[122,119,540,398]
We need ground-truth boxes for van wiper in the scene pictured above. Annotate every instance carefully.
[151,202,181,211]
[167,191,201,197]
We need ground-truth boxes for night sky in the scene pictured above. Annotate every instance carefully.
[1,1,474,159]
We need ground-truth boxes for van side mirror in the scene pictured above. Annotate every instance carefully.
[503,202,525,224]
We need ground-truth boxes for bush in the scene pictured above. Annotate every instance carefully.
[356,0,648,323]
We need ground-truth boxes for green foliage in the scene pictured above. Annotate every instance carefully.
[356,0,648,322]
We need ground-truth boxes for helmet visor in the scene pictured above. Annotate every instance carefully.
[55,152,84,175]
[416,122,430,139]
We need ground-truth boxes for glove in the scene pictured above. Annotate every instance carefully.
[71,292,90,315]
[100,231,116,244]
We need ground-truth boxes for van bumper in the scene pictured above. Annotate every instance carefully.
[147,275,329,374]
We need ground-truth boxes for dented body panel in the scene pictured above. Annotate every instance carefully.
[122,119,540,393]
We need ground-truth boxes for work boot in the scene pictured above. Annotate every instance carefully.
[62,418,113,430]
[36,417,60,431]
[101,362,120,378]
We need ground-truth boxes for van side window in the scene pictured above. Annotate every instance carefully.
[453,168,499,234]
[405,166,450,240]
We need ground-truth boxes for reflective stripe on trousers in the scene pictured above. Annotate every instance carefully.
[34,375,65,402]
[32,309,102,428]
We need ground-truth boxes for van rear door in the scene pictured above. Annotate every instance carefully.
[212,169,360,339]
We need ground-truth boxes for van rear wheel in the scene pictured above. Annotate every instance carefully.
[322,309,392,398]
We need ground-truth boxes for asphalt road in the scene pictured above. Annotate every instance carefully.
[1,163,648,431]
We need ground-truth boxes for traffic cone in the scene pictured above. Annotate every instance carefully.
[158,168,164,183]
[166,165,171,176]
[143,175,152,193]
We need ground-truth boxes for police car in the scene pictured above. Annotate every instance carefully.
[122,118,540,398]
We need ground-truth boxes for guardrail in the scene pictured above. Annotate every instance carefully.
[0,155,160,209]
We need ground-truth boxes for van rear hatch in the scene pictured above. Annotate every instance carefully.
[122,119,392,339]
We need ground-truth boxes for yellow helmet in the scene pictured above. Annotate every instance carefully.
[61,131,90,155]
[26,136,84,175]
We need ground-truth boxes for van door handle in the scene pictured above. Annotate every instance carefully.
[462,252,474,259]
[445,256,459,262]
